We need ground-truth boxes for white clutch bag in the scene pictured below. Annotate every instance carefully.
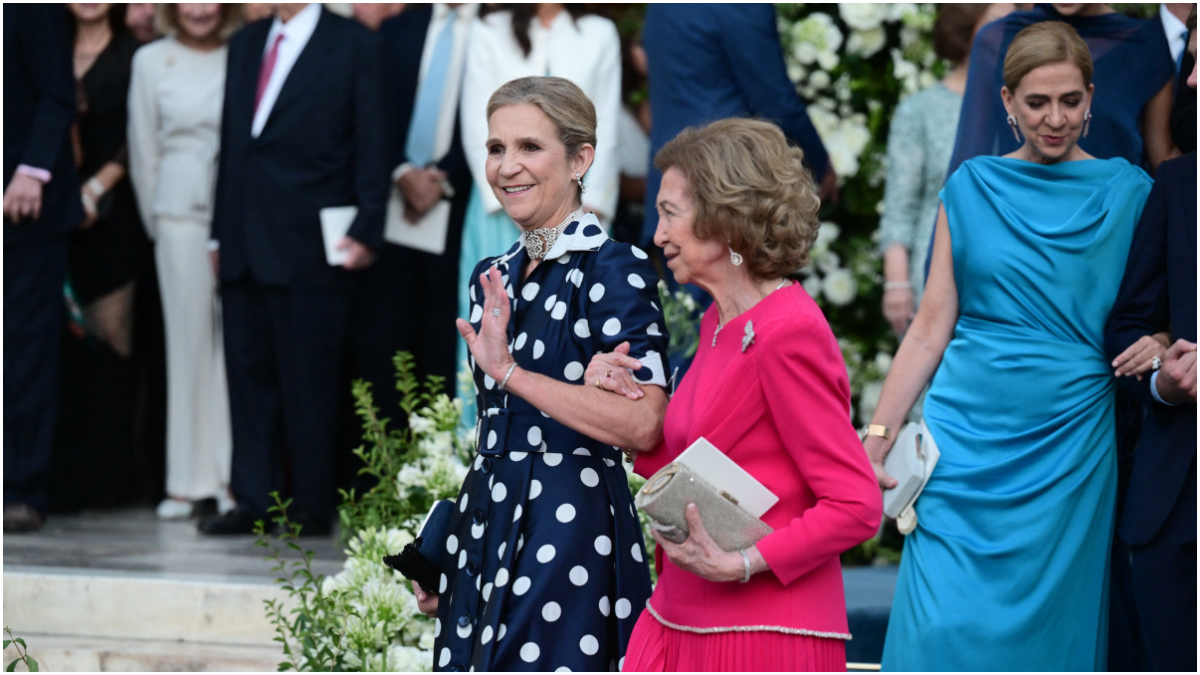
[882,419,940,534]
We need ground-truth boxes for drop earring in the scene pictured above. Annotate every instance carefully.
[575,172,585,192]
[729,245,743,266]
[1006,114,1022,143]
[1082,109,1092,138]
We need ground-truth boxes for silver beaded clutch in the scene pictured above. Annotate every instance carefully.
[635,462,774,552]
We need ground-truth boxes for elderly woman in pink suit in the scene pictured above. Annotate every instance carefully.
[587,118,881,672]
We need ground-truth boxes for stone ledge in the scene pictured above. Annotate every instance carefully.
[3,568,288,646]
[1,634,282,672]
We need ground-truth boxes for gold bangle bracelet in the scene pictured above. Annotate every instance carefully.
[866,424,891,440]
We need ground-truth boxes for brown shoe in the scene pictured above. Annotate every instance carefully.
[3,503,45,533]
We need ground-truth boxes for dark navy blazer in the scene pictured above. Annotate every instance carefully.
[3,4,83,243]
[1105,152,1197,546]
[639,3,830,246]
[211,7,388,288]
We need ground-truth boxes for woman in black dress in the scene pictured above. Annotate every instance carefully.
[51,4,149,511]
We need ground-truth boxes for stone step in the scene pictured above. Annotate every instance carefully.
[3,567,287,646]
[1,634,281,672]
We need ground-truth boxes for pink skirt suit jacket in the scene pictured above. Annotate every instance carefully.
[630,284,882,665]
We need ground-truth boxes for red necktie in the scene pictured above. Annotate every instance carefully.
[254,33,285,113]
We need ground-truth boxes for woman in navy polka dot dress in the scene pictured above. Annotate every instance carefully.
[418,77,670,672]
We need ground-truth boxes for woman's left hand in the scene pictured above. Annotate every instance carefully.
[456,266,517,382]
[1112,332,1171,380]
[652,503,751,583]
[584,341,645,400]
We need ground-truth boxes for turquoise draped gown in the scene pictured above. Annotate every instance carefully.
[881,156,1153,671]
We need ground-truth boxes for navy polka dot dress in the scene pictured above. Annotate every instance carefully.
[434,214,669,672]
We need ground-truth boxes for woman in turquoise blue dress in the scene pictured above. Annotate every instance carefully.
[862,23,1154,670]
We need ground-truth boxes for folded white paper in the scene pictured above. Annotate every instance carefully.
[675,437,779,518]
[385,183,450,255]
[319,205,357,266]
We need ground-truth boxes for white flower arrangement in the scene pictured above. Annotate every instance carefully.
[837,3,890,31]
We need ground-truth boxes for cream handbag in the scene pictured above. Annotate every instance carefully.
[882,419,940,534]
[635,462,773,552]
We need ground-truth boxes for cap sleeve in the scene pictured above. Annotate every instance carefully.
[581,240,671,387]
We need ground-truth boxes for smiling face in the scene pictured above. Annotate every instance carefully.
[653,167,727,289]
[485,103,592,231]
[1002,61,1094,163]
[177,3,223,42]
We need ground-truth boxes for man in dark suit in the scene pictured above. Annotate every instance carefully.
[639,3,836,251]
[353,3,475,416]
[3,4,84,533]
[200,3,388,536]
[1105,97,1196,674]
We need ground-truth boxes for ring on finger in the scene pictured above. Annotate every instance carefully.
[1151,356,1162,371]
[595,378,603,389]
[605,370,612,379]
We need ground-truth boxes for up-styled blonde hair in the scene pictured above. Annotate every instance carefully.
[654,118,821,279]
[156,4,243,43]
[487,76,597,204]
[1003,21,1093,91]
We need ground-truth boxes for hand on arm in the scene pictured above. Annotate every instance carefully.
[456,266,667,451]
[1154,339,1198,404]
[1112,332,1171,380]
[652,503,769,583]
[864,204,958,489]
[584,341,646,400]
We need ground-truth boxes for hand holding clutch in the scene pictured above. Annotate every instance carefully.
[651,502,768,583]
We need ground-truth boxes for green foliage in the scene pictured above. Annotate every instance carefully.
[259,352,469,671]
[3,628,38,672]
[657,281,702,359]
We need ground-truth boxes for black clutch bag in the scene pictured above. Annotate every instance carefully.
[382,500,454,595]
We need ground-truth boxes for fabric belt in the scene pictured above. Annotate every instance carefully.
[475,407,621,462]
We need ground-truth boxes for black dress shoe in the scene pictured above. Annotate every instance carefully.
[281,509,333,538]
[3,503,44,533]
[197,509,260,535]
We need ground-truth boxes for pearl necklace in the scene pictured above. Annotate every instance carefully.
[712,279,790,347]
[521,209,584,260]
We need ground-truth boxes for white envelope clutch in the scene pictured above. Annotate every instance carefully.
[882,419,940,534]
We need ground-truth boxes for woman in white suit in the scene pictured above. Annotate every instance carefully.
[127,4,240,519]
[456,3,622,417]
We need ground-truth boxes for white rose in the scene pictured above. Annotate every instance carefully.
[817,222,841,248]
[791,13,843,67]
[802,274,824,299]
[817,49,840,71]
[888,2,919,22]
[838,3,890,31]
[847,27,887,58]
[821,268,858,306]
[809,69,832,89]
[825,134,861,178]
[787,61,807,84]
[818,251,842,274]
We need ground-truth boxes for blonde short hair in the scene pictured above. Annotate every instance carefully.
[156,4,243,43]
[654,118,821,279]
[487,76,597,203]
[1003,21,1093,91]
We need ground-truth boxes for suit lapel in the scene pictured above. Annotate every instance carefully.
[232,21,271,138]
[259,7,334,138]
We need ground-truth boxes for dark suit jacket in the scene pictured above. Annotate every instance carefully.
[1105,152,1197,546]
[379,5,472,217]
[640,3,830,245]
[3,4,83,244]
[212,8,388,288]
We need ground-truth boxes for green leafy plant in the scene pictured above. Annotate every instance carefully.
[3,627,38,672]
[657,281,702,360]
[258,352,469,671]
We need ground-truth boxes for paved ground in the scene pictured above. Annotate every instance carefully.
[3,508,345,580]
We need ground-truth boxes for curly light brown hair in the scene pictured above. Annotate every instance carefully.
[156,4,243,43]
[654,118,822,280]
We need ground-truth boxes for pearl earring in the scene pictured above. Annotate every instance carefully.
[729,245,743,266]
[1082,109,1092,138]
[575,172,584,191]
[1006,114,1022,143]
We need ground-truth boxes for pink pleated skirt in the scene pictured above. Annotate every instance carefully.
[622,609,847,672]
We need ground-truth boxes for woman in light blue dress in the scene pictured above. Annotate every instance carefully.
[862,23,1153,670]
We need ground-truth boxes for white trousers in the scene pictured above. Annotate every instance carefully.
[154,216,232,499]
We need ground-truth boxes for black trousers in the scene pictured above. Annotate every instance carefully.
[222,279,350,524]
[1131,458,1197,672]
[352,235,462,416]
[4,234,68,513]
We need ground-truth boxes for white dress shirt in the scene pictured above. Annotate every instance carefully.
[252,2,322,138]
[1160,4,1189,68]
[460,10,622,222]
